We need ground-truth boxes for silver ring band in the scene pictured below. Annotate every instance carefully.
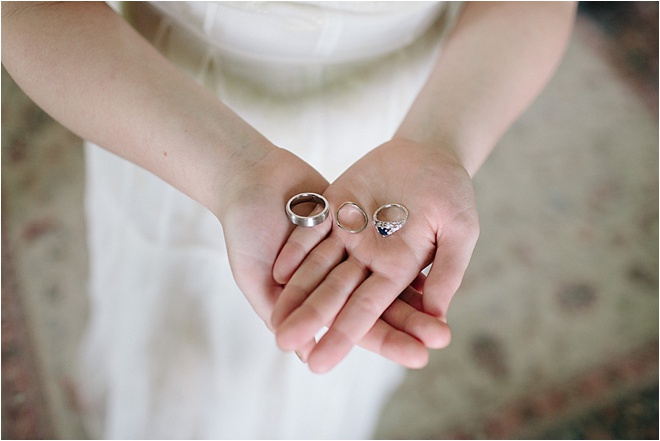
[286,193,330,227]
[336,202,368,234]
[373,203,408,237]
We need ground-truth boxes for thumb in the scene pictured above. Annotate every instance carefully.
[423,212,479,319]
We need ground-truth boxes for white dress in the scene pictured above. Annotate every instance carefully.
[79,2,461,439]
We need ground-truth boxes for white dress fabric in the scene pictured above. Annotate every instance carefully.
[80,2,461,439]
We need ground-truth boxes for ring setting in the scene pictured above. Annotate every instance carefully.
[373,203,408,237]
[285,193,330,227]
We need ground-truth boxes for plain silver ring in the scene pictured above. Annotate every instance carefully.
[373,203,409,237]
[286,193,330,227]
[336,202,368,234]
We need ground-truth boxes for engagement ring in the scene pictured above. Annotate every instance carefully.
[373,203,408,237]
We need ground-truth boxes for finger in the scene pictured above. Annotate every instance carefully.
[424,211,479,319]
[275,258,368,352]
[409,273,427,295]
[293,338,317,364]
[273,205,333,284]
[307,273,409,373]
[292,293,434,365]
[289,286,438,364]
[271,235,346,329]
[382,289,452,349]
[358,319,430,370]
[227,254,285,330]
[296,287,449,365]
[397,285,424,312]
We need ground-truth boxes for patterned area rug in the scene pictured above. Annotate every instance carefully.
[375,4,659,439]
[2,4,658,439]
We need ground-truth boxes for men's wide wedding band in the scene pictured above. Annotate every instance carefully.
[285,193,330,227]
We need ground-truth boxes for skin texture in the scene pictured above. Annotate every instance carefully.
[272,2,577,372]
[2,1,448,368]
[2,2,577,373]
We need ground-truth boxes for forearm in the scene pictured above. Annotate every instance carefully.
[396,1,576,176]
[2,2,272,213]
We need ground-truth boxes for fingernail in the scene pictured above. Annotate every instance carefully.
[295,350,306,363]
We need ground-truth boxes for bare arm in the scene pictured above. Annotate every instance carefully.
[2,1,271,215]
[3,1,452,367]
[397,1,577,176]
[272,2,578,372]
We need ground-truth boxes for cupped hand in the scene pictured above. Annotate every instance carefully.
[216,144,448,366]
[272,138,480,373]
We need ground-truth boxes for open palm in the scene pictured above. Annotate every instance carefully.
[272,138,480,372]
[218,145,448,366]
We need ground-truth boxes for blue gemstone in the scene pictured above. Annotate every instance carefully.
[377,226,389,237]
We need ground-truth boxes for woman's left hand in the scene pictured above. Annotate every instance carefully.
[272,138,480,373]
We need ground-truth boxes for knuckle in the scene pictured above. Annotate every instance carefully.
[352,294,385,321]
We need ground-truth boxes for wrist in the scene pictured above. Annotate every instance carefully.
[391,126,486,178]
[210,142,283,220]
[128,80,277,218]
